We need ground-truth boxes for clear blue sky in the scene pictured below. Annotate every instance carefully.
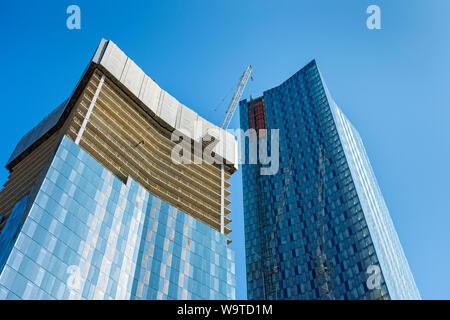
[0,0,449,299]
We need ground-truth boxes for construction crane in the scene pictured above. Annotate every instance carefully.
[263,157,293,299]
[245,94,286,300]
[253,160,274,300]
[216,63,335,299]
[308,145,335,299]
[263,147,334,300]
[217,65,252,238]
[261,144,333,299]
[220,65,253,129]
[255,145,334,300]
[215,64,336,299]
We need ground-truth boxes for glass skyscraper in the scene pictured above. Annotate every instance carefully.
[239,60,420,300]
[0,39,236,300]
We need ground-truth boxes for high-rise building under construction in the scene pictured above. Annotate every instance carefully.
[0,39,237,300]
[239,60,420,300]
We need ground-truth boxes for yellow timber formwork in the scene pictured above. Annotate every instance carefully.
[66,70,233,237]
[0,129,63,233]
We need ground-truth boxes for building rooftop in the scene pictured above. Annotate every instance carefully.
[7,39,238,172]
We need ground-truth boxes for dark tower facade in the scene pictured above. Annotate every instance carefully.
[239,60,420,300]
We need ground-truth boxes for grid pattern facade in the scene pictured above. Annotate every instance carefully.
[247,97,267,136]
[326,93,420,299]
[239,60,420,300]
[0,136,235,300]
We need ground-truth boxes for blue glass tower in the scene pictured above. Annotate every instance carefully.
[239,60,420,300]
[0,39,236,300]
[0,137,235,300]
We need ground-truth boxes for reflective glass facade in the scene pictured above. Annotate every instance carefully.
[0,136,235,300]
[239,60,420,300]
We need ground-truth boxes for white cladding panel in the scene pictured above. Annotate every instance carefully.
[96,40,237,168]
[198,118,219,142]
[178,104,198,137]
[100,42,127,80]
[158,92,179,128]
[120,59,145,98]
[212,130,235,164]
[139,75,161,114]
[225,131,236,165]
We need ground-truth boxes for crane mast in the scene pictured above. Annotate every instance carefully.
[307,145,334,299]
[220,65,252,129]
[216,64,335,299]
[218,65,252,238]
